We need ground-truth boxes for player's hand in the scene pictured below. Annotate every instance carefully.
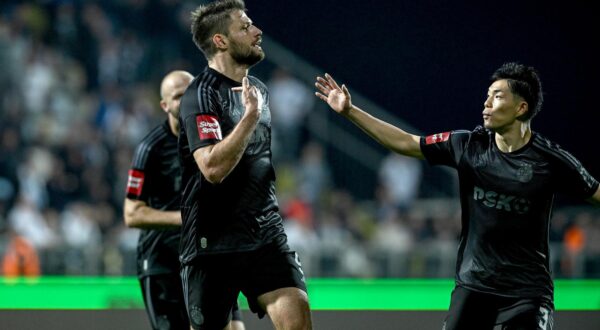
[236,76,260,121]
[315,73,352,115]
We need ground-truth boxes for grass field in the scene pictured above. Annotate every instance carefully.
[1,277,599,310]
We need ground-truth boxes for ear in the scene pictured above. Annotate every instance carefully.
[213,34,227,50]
[515,100,528,117]
[160,100,169,113]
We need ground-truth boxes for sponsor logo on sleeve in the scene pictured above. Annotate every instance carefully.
[126,169,144,197]
[425,132,450,145]
[196,115,222,141]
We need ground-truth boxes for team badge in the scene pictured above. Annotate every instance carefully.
[190,305,204,327]
[425,132,450,145]
[196,114,222,140]
[126,169,144,197]
[516,162,533,183]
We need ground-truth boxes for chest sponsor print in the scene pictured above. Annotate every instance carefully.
[473,185,531,214]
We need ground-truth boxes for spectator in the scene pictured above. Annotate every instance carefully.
[1,227,41,277]
[267,67,314,162]
[378,152,422,212]
[296,141,333,207]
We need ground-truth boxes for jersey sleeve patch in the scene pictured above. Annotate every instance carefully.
[425,132,450,145]
[126,169,145,197]
[196,114,222,141]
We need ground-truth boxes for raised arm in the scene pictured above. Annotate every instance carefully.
[193,77,260,184]
[315,73,424,159]
[123,198,181,229]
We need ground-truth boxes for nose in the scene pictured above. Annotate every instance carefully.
[253,25,263,36]
[483,95,492,109]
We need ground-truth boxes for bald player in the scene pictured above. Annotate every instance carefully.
[124,71,245,330]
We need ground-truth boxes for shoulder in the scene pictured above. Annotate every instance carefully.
[463,126,492,144]
[187,71,220,96]
[443,126,492,153]
[197,70,220,89]
[451,129,473,139]
[470,125,493,138]
[132,124,169,166]
[183,70,221,98]
[138,124,169,149]
[181,71,222,114]
[447,126,490,143]
[530,132,581,166]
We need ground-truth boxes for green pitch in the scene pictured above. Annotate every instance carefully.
[1,277,599,310]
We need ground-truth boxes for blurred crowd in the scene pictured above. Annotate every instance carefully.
[1,1,600,279]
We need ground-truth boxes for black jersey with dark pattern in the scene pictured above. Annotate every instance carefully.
[177,67,286,263]
[126,121,181,277]
[420,126,598,299]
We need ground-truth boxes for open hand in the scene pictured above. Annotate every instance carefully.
[315,73,352,115]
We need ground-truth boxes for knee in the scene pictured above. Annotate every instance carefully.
[268,290,312,330]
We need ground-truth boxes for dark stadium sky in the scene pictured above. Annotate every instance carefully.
[251,0,600,180]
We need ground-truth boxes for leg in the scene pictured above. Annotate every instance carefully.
[140,274,190,330]
[442,286,496,330]
[258,287,311,330]
[242,244,312,330]
[502,306,554,330]
[230,320,246,330]
[181,259,239,330]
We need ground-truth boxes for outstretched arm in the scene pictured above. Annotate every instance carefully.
[123,198,181,229]
[315,73,423,159]
[193,77,260,184]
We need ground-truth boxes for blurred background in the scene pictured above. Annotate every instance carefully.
[1,0,599,280]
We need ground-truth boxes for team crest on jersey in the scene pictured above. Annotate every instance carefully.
[516,162,533,182]
[126,169,144,197]
[190,305,204,327]
[425,132,450,145]
[196,114,222,140]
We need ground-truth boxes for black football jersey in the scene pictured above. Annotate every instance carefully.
[126,121,181,277]
[178,67,286,264]
[421,126,598,299]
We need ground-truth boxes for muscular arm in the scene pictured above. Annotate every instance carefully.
[316,73,423,159]
[123,198,181,229]
[343,105,423,159]
[194,77,260,184]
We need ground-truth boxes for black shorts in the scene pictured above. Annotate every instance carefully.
[140,273,190,330]
[442,286,554,330]
[181,242,307,330]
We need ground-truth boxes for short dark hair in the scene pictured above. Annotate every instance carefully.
[190,0,246,60]
[491,62,543,121]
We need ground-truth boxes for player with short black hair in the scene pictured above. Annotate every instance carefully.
[179,1,312,329]
[124,70,245,330]
[315,62,600,330]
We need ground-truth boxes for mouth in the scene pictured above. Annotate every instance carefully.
[252,38,262,50]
